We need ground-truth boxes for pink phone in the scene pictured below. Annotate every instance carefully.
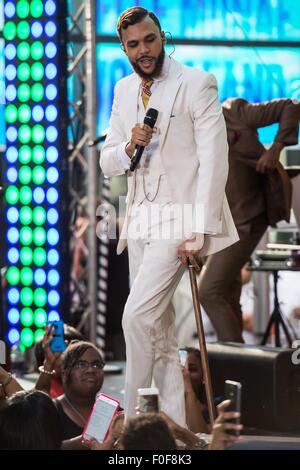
[82,393,120,443]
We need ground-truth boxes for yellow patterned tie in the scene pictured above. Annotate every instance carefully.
[141,79,153,109]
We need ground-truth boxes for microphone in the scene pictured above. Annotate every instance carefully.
[130,108,158,172]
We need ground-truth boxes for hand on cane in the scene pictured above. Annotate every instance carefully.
[177,233,204,271]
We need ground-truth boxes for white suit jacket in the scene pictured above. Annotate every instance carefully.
[100,58,239,255]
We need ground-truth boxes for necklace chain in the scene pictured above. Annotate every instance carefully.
[63,395,87,426]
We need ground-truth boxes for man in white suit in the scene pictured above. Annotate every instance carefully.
[100,7,238,426]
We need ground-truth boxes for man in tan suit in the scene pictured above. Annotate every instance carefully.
[100,7,238,425]
[198,98,300,342]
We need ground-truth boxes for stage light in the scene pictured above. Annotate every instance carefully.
[34,329,45,342]
[32,105,44,122]
[45,104,57,122]
[31,41,44,60]
[6,186,19,205]
[3,21,17,40]
[30,0,43,18]
[18,83,30,102]
[33,207,46,226]
[7,248,19,264]
[19,165,32,184]
[45,21,57,38]
[31,21,43,38]
[48,310,60,322]
[46,146,58,163]
[20,328,34,348]
[33,248,47,267]
[8,308,20,325]
[5,64,17,81]
[45,0,56,17]
[20,267,33,286]
[8,287,20,305]
[17,21,30,40]
[47,208,59,225]
[20,247,33,266]
[6,146,18,163]
[5,43,17,61]
[32,124,45,144]
[45,84,57,100]
[47,228,59,246]
[7,207,19,224]
[33,187,45,204]
[20,308,33,327]
[32,145,45,164]
[18,63,30,82]
[16,1,30,19]
[46,187,59,204]
[19,206,33,225]
[45,63,57,80]
[33,227,46,246]
[34,268,46,286]
[8,329,20,345]
[31,83,44,102]
[6,167,18,183]
[46,166,59,184]
[20,186,32,205]
[18,104,31,123]
[17,42,30,61]
[4,1,16,18]
[48,269,59,287]
[6,267,20,286]
[31,62,44,81]
[18,124,31,144]
[7,227,19,244]
[32,166,46,185]
[4,0,69,347]
[48,290,60,307]
[47,249,59,266]
[20,287,34,307]
[34,309,47,328]
[45,42,57,59]
[6,126,18,143]
[5,84,17,101]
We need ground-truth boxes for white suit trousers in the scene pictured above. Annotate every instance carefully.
[122,203,187,426]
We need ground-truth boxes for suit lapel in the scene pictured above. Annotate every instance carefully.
[122,74,140,138]
[158,59,183,150]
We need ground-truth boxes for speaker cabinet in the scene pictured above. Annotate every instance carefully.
[207,342,300,432]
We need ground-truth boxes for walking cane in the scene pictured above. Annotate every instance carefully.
[188,264,216,425]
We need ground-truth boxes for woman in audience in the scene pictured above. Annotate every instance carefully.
[0,390,62,450]
[55,340,105,440]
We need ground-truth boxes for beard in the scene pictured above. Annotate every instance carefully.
[130,46,165,80]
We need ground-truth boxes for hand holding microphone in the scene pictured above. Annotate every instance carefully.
[126,108,158,172]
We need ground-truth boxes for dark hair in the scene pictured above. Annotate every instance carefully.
[61,340,103,384]
[34,324,84,367]
[183,347,201,359]
[117,7,161,42]
[120,413,177,450]
[0,390,62,449]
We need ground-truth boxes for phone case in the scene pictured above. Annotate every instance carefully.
[225,380,242,436]
[48,321,66,352]
[82,393,120,444]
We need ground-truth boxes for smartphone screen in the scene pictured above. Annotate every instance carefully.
[178,349,188,367]
[82,393,119,443]
[137,388,159,413]
[225,380,242,436]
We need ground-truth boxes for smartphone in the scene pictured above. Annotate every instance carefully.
[136,387,160,413]
[82,393,120,443]
[47,320,66,353]
[225,380,242,436]
[178,349,188,367]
